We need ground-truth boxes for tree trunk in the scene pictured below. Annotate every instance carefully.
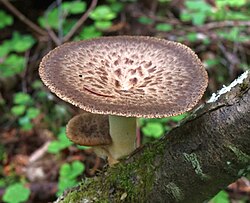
[57,71,250,203]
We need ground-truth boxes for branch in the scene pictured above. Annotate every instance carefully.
[0,0,47,36]
[63,0,98,42]
[56,71,250,203]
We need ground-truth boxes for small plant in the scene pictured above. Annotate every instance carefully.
[3,183,30,203]
[57,160,85,196]
[89,5,118,30]
[155,23,173,32]
[140,113,188,140]
[209,190,229,203]
[38,0,87,34]
[138,16,154,25]
[0,10,13,29]
[0,32,35,78]
[180,0,212,26]
[47,127,73,153]
[11,92,40,131]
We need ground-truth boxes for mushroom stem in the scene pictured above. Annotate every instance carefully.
[107,115,137,162]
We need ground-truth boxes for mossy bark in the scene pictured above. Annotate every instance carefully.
[57,72,250,203]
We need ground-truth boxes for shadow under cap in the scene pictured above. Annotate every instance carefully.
[39,36,208,118]
[66,113,111,146]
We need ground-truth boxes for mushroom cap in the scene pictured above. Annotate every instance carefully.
[66,113,111,146]
[39,36,208,118]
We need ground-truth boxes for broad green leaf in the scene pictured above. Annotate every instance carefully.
[11,32,35,53]
[38,9,59,29]
[70,161,85,178]
[171,113,188,122]
[0,10,13,29]
[62,1,87,14]
[138,16,154,25]
[18,117,33,131]
[11,105,26,116]
[3,183,30,203]
[90,5,117,21]
[142,122,165,138]
[94,21,112,30]
[185,0,211,11]
[47,141,64,153]
[0,54,25,77]
[186,32,198,42]
[78,26,102,40]
[192,12,206,25]
[13,93,32,105]
[210,190,229,203]
[60,163,71,177]
[26,107,40,119]
[155,23,173,32]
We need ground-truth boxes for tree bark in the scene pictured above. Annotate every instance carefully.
[57,72,250,203]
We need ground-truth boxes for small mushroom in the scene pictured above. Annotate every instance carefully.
[39,36,208,164]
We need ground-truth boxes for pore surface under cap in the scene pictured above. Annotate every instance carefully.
[39,36,208,118]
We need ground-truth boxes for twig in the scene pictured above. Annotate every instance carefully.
[29,141,51,163]
[57,0,63,42]
[0,0,47,36]
[63,0,98,42]
[44,1,62,45]
[199,20,250,30]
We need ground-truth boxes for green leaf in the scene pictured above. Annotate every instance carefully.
[142,122,165,138]
[192,12,207,25]
[0,40,12,57]
[0,10,13,29]
[185,0,211,11]
[138,16,154,25]
[204,58,220,68]
[77,145,91,150]
[0,54,25,77]
[47,128,72,153]
[94,21,112,30]
[47,141,64,153]
[11,32,35,53]
[216,0,246,7]
[110,2,124,13]
[78,25,102,40]
[11,105,26,116]
[171,113,188,122]
[62,1,87,14]
[38,9,59,29]
[3,183,30,203]
[90,5,117,21]
[186,32,198,42]
[13,93,32,105]
[18,117,33,131]
[60,163,71,177]
[210,190,229,203]
[70,161,85,178]
[155,23,173,32]
[25,107,40,119]
[180,12,192,22]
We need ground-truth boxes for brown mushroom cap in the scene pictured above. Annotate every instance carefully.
[39,36,208,118]
[66,113,111,146]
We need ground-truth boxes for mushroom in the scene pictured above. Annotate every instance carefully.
[66,113,118,164]
[39,36,208,164]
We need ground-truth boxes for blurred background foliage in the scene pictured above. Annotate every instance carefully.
[0,0,249,202]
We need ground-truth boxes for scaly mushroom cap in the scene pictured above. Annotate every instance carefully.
[39,36,208,118]
[66,113,111,146]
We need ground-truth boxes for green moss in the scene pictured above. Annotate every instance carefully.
[165,182,184,202]
[228,145,250,164]
[60,141,165,202]
[183,152,209,180]
[239,82,249,92]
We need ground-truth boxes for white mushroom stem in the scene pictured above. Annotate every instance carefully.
[107,115,137,162]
